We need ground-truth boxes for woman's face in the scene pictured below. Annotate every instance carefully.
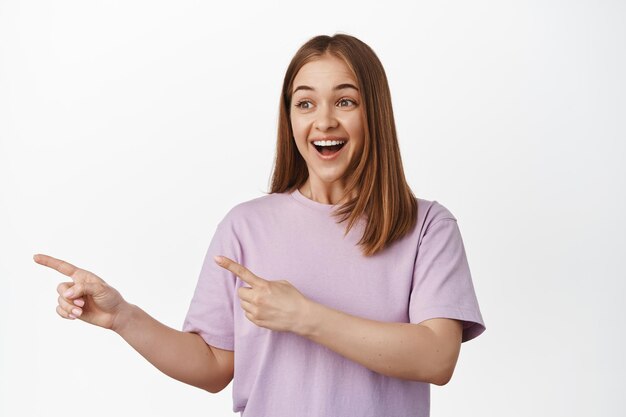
[290,53,365,188]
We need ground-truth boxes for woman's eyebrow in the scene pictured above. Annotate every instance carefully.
[293,83,359,94]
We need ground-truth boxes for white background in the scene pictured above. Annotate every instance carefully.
[1,0,625,416]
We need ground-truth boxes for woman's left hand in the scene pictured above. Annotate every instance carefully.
[213,255,312,334]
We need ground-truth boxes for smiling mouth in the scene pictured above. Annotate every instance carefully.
[313,142,346,156]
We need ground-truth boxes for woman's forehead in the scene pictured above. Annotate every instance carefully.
[292,55,357,92]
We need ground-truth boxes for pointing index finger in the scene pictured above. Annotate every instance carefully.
[33,254,81,281]
[214,255,263,287]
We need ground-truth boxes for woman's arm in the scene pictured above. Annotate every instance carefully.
[213,254,462,385]
[295,301,463,385]
[113,303,233,393]
[35,253,233,394]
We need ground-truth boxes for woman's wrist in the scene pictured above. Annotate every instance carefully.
[111,301,136,335]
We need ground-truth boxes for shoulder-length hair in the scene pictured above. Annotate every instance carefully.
[267,33,418,257]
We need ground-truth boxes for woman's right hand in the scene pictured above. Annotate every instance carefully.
[34,253,128,330]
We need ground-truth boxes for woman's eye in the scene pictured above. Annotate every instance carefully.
[295,100,313,110]
[337,98,356,107]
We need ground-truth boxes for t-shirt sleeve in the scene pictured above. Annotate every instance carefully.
[408,214,486,343]
[181,215,240,351]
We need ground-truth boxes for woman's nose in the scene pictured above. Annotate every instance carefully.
[314,104,339,131]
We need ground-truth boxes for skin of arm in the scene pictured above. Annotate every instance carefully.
[33,253,234,395]
[214,255,463,386]
[112,303,234,394]
[294,301,463,386]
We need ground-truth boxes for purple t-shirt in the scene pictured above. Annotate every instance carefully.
[182,188,486,416]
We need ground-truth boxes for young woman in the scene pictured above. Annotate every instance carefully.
[34,34,486,417]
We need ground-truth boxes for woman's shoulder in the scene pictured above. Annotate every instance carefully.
[219,191,289,224]
[415,196,458,230]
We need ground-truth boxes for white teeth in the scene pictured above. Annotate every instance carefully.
[313,140,346,147]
